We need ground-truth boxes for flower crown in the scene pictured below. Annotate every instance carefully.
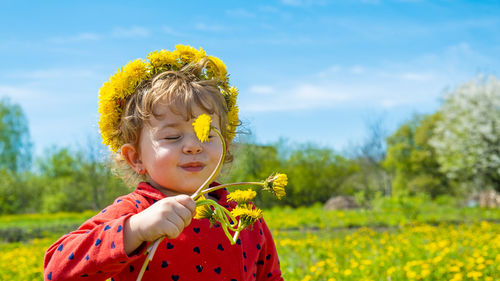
[98,44,239,152]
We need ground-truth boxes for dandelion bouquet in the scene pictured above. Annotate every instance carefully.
[136,114,287,281]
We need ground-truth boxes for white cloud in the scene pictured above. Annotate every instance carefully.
[280,0,327,6]
[48,32,100,43]
[281,0,302,6]
[112,26,150,38]
[249,85,275,94]
[243,42,492,113]
[5,68,97,80]
[194,23,226,32]
[317,65,342,78]
[162,26,186,37]
[378,71,434,81]
[244,83,349,112]
[380,99,399,108]
[226,8,255,18]
[350,65,365,74]
[0,85,37,99]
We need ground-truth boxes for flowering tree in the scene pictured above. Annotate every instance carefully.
[429,76,500,192]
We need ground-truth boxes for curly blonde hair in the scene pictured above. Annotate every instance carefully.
[113,59,238,186]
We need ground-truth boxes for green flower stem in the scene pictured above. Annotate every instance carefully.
[231,220,243,244]
[191,127,226,200]
[196,199,239,232]
[199,182,264,196]
[137,237,164,281]
[216,208,235,244]
[219,206,239,231]
[195,198,220,207]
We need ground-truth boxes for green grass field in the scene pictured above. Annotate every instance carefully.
[2,205,500,280]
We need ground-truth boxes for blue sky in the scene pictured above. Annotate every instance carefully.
[1,0,499,156]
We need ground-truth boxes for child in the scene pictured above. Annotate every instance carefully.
[43,45,284,281]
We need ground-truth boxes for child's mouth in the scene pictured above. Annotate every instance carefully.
[180,162,205,172]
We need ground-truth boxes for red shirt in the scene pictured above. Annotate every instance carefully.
[44,182,283,281]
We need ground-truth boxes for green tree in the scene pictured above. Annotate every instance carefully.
[221,142,283,207]
[0,98,32,172]
[384,113,451,197]
[283,144,358,207]
[37,145,129,213]
[0,169,43,214]
[222,141,358,207]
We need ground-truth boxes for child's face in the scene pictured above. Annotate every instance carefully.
[136,102,223,196]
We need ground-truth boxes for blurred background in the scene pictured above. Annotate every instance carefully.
[1,1,499,280]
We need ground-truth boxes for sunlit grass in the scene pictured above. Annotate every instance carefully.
[2,206,500,280]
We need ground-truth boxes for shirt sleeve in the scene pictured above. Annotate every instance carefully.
[255,219,284,281]
[43,195,146,281]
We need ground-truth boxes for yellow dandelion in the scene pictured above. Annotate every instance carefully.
[466,271,482,280]
[227,189,257,205]
[387,266,396,275]
[194,47,207,62]
[194,195,210,219]
[174,44,201,64]
[147,50,178,70]
[194,195,220,226]
[207,55,227,79]
[123,59,149,82]
[406,270,416,278]
[264,173,287,199]
[231,205,263,227]
[192,114,212,143]
[226,105,239,140]
[109,70,130,98]
[227,86,239,109]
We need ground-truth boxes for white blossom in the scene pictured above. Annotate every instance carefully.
[429,75,500,190]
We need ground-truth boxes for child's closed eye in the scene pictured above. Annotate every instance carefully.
[164,135,181,140]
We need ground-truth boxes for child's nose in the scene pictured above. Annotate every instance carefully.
[183,135,203,154]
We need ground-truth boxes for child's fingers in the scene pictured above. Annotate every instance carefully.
[170,202,194,228]
[169,204,191,228]
[160,220,182,239]
[174,195,197,215]
[165,209,185,226]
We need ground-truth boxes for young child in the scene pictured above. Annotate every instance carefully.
[43,45,283,281]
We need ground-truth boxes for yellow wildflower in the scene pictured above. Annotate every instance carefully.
[227,86,239,109]
[226,105,239,140]
[231,205,263,227]
[147,50,179,70]
[264,173,287,199]
[227,189,257,205]
[466,271,483,280]
[194,195,211,219]
[194,195,220,226]
[174,44,202,64]
[192,114,212,143]
[207,55,227,79]
[123,59,149,82]
[387,266,396,275]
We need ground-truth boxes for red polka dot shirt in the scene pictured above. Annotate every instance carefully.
[43,182,284,281]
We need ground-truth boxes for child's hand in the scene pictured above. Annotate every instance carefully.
[124,195,196,254]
